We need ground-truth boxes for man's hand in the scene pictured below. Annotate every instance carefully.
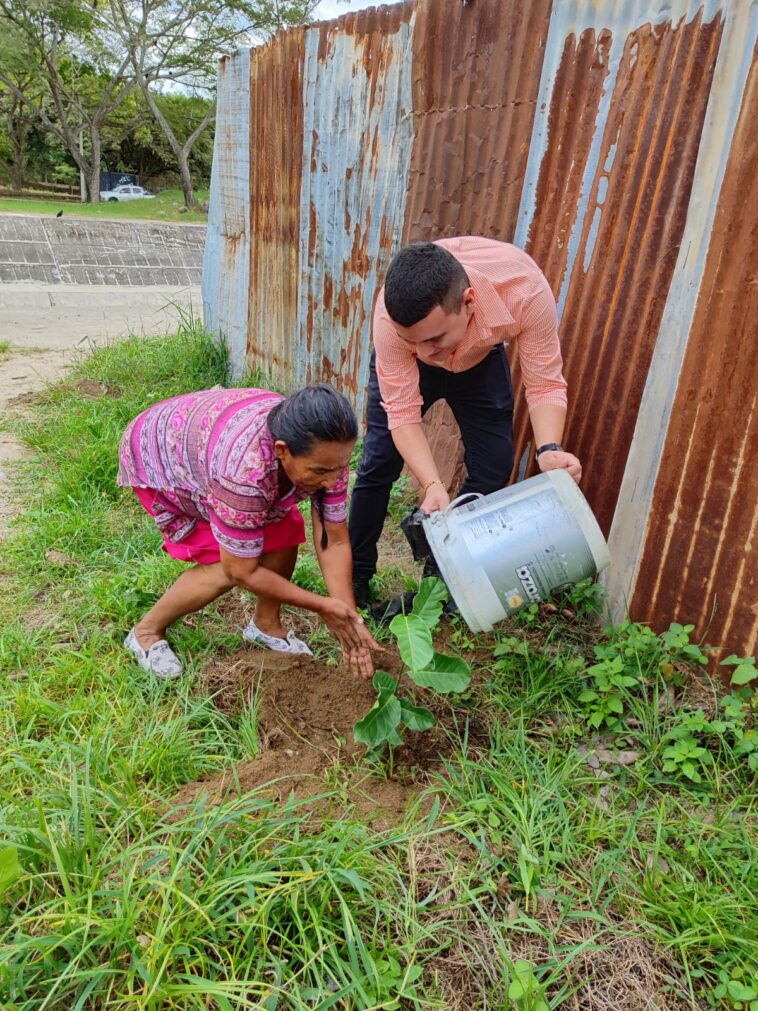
[419,482,450,514]
[537,449,582,484]
[318,597,383,677]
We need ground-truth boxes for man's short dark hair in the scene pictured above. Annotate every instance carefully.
[383,242,470,326]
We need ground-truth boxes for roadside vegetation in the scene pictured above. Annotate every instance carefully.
[0,188,210,224]
[0,2,319,208]
[0,324,756,1009]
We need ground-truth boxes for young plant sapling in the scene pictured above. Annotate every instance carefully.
[354,578,471,753]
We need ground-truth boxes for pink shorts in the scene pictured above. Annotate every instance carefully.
[133,487,306,565]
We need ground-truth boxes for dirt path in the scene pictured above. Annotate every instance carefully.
[0,282,201,537]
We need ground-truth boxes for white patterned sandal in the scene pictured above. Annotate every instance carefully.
[242,619,313,656]
[124,629,183,680]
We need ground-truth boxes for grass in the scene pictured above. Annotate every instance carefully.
[0,188,210,223]
[0,325,756,1009]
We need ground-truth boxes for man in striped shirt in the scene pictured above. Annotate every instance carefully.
[348,236,582,610]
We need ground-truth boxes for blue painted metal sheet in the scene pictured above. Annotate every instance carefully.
[295,7,415,410]
[202,49,251,380]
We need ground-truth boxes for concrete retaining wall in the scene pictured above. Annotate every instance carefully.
[0,214,206,286]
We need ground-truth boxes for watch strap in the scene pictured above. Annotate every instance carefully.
[536,442,564,458]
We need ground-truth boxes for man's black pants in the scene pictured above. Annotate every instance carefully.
[348,345,515,588]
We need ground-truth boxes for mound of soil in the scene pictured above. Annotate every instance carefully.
[171,646,489,826]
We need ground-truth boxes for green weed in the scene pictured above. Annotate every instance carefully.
[711,968,758,1009]
[558,575,606,620]
[508,958,550,1011]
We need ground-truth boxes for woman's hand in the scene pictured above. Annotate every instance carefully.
[341,644,376,680]
[319,597,367,648]
[318,597,383,677]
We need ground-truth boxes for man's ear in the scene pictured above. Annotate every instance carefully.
[463,287,475,311]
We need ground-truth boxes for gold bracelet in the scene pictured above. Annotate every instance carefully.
[423,479,445,493]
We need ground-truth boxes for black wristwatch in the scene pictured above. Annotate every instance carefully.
[536,443,564,458]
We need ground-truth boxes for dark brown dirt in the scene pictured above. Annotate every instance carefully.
[6,390,43,407]
[6,378,114,407]
[171,646,490,826]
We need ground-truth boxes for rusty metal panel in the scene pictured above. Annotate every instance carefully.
[630,37,758,657]
[204,0,758,658]
[510,4,723,535]
[405,0,553,489]
[202,50,251,379]
[247,28,307,380]
[404,0,553,243]
[291,5,415,409]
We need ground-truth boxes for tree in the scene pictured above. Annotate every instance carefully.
[0,0,136,201]
[108,0,320,209]
[0,75,41,190]
[107,92,215,190]
[0,0,321,205]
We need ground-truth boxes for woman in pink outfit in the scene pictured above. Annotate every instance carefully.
[118,384,379,680]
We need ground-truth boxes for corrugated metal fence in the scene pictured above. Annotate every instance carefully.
[203,0,758,660]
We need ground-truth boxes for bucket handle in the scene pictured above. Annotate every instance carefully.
[445,492,483,513]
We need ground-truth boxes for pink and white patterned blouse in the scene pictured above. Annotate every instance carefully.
[118,388,349,558]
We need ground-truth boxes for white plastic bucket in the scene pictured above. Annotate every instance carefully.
[422,469,610,632]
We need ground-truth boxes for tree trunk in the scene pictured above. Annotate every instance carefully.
[177,148,196,209]
[86,129,101,203]
[10,120,28,190]
[9,159,24,191]
[86,165,100,203]
[139,82,214,209]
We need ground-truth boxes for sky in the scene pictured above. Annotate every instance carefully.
[313,0,378,20]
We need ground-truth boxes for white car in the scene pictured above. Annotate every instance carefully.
[99,184,155,202]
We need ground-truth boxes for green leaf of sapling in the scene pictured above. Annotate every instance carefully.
[390,613,434,672]
[387,726,405,747]
[354,693,402,746]
[727,981,758,1001]
[411,577,448,628]
[399,699,435,731]
[507,978,526,1000]
[409,652,471,693]
[373,671,398,694]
